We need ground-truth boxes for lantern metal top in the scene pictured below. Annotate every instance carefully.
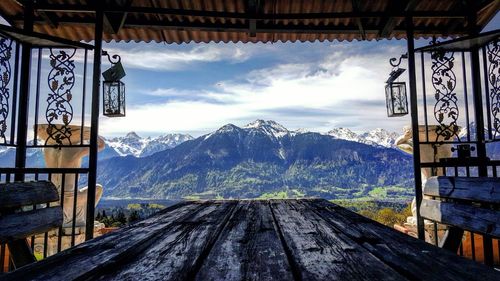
[102,51,126,81]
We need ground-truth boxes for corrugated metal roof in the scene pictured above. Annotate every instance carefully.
[0,0,497,44]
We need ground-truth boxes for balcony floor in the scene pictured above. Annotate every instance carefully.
[3,199,499,281]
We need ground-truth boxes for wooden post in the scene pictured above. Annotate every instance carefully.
[9,0,37,268]
[466,0,493,266]
[85,6,103,241]
[406,16,425,240]
[14,0,34,181]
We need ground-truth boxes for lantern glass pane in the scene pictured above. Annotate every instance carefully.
[385,82,408,117]
[385,83,394,117]
[103,81,126,117]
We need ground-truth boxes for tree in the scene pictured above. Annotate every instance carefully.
[116,210,127,225]
[128,210,140,224]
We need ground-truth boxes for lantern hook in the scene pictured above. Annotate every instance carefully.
[389,53,408,68]
[102,50,121,65]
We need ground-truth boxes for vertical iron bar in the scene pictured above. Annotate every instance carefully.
[14,1,34,181]
[33,49,42,146]
[482,46,493,140]
[81,50,88,145]
[71,173,78,247]
[10,43,19,145]
[406,16,425,240]
[44,172,52,259]
[420,52,429,142]
[0,244,5,273]
[86,6,104,241]
[471,232,476,261]
[483,234,494,266]
[461,52,471,142]
[57,173,66,253]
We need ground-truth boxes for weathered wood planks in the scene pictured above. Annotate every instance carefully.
[420,199,500,237]
[0,207,62,243]
[0,201,202,281]
[99,200,238,281]
[424,176,500,203]
[305,199,500,281]
[195,200,294,281]
[0,181,59,208]
[3,199,500,281]
[270,200,407,281]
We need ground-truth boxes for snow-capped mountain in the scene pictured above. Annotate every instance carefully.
[327,128,362,143]
[105,132,193,157]
[327,127,398,148]
[360,128,399,148]
[204,120,399,149]
[243,119,289,138]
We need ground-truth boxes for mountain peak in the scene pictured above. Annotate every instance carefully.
[327,127,359,142]
[216,123,242,133]
[243,119,289,138]
[125,131,141,139]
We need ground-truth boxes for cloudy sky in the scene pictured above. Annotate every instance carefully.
[100,39,411,137]
[3,15,498,139]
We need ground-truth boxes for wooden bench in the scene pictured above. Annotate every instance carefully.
[420,176,500,264]
[0,181,62,269]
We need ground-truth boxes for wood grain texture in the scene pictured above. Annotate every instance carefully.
[269,200,407,281]
[99,200,237,281]
[306,199,500,281]
[195,201,294,281]
[424,176,500,203]
[0,207,62,243]
[0,181,59,208]
[1,201,200,281]
[3,199,500,281]
[420,199,500,237]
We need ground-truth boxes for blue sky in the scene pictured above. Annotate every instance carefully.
[1,14,498,139]
[100,14,498,138]
[101,40,409,137]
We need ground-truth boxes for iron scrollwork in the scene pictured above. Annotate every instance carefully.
[45,49,76,145]
[487,40,500,138]
[431,48,460,141]
[0,37,13,144]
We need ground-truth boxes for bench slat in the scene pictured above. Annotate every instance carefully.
[420,199,500,237]
[424,177,500,204]
[0,207,63,243]
[0,181,59,209]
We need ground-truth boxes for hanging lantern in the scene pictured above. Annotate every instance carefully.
[385,81,408,117]
[102,51,126,117]
[385,54,408,117]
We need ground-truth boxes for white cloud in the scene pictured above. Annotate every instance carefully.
[100,44,412,137]
[104,44,252,71]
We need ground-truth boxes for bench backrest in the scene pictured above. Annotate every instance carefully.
[420,176,500,238]
[0,181,63,243]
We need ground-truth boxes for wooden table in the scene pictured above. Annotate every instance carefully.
[2,200,499,281]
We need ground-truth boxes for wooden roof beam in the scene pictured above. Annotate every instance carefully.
[103,0,131,34]
[37,11,58,28]
[379,0,418,38]
[351,0,366,40]
[18,18,468,36]
[29,3,468,20]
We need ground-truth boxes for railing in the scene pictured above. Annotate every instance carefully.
[0,167,90,273]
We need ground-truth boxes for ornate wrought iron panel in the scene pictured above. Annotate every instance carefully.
[44,49,76,145]
[486,40,500,138]
[0,37,13,144]
[431,49,460,141]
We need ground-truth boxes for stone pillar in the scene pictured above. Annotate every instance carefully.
[395,125,458,242]
[35,124,105,256]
